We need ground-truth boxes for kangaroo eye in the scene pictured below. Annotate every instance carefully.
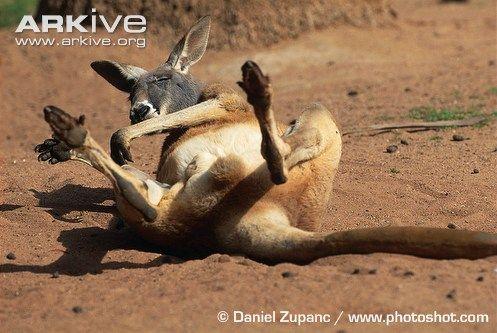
[156,77,168,82]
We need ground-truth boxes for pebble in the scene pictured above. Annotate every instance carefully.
[446,289,456,300]
[471,168,479,174]
[351,268,361,275]
[368,269,377,275]
[51,271,60,278]
[347,90,358,97]
[386,145,398,153]
[447,223,457,229]
[217,254,231,263]
[452,134,465,141]
[237,259,256,267]
[281,271,297,278]
[403,271,415,277]
[6,252,16,260]
[72,306,83,314]
[400,139,409,145]
[476,276,484,282]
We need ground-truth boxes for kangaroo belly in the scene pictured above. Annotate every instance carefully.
[157,122,264,184]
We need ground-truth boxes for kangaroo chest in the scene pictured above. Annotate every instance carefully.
[157,122,264,184]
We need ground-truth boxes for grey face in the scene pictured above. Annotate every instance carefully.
[90,16,211,125]
[128,67,201,124]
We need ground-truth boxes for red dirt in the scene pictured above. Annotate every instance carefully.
[35,0,395,50]
[1,0,496,332]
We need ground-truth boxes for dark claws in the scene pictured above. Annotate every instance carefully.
[110,131,133,165]
[35,137,72,164]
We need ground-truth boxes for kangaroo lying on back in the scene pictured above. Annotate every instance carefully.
[35,17,497,263]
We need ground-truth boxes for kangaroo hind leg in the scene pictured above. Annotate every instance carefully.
[37,106,165,222]
[238,61,341,184]
[238,61,290,184]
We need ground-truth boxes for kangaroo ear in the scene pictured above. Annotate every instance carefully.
[90,60,147,93]
[165,16,211,73]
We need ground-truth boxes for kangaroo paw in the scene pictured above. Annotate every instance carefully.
[35,138,72,164]
[43,106,87,148]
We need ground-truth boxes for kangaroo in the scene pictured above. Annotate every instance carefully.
[35,19,497,264]
[90,16,212,165]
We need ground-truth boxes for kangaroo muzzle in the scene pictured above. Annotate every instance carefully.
[130,101,158,124]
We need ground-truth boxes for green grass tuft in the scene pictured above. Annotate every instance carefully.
[408,106,483,122]
[488,87,497,95]
[429,135,443,141]
[0,0,37,28]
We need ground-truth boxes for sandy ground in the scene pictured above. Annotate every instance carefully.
[1,0,496,332]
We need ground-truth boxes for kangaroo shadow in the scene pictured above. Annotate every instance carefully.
[0,204,23,212]
[0,225,183,276]
[30,184,116,222]
[0,184,188,276]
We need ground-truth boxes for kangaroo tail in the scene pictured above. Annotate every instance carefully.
[227,221,497,264]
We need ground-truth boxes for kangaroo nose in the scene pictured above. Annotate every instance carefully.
[130,104,151,123]
[135,104,151,118]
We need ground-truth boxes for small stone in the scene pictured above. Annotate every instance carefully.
[403,271,415,277]
[351,268,360,275]
[368,269,377,275]
[326,61,335,66]
[347,90,358,97]
[476,276,484,282]
[72,306,83,313]
[430,275,437,281]
[51,271,60,278]
[6,252,16,260]
[386,145,398,153]
[471,168,479,174]
[404,87,411,92]
[452,134,465,141]
[281,271,297,278]
[447,223,457,229]
[237,259,253,266]
[400,139,409,145]
[446,289,456,300]
[389,8,398,18]
[218,254,231,263]
[389,168,400,174]
[489,60,495,66]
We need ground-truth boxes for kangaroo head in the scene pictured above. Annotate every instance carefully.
[91,16,211,124]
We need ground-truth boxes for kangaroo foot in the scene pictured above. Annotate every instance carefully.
[237,60,271,110]
[43,105,87,148]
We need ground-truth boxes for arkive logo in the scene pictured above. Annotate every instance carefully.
[15,8,146,33]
